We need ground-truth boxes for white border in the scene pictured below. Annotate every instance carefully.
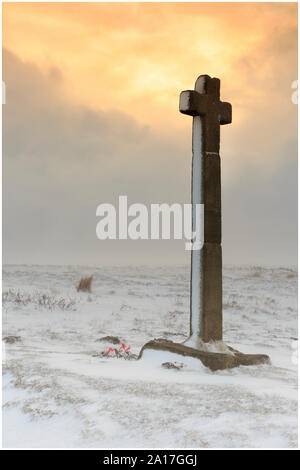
[0,0,298,451]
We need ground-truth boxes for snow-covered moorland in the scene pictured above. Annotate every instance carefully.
[2,264,298,448]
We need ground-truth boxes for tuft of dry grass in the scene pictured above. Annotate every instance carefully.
[2,289,76,311]
[77,275,93,293]
[250,271,261,278]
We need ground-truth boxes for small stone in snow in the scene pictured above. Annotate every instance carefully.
[3,336,21,344]
[96,336,121,344]
[162,361,184,371]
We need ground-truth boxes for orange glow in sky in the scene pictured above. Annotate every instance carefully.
[3,2,297,130]
[2,3,298,265]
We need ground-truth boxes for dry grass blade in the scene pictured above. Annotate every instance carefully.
[77,275,93,293]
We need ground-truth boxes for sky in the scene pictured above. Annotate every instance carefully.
[2,2,298,266]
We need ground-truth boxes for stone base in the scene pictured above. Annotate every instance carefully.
[138,339,270,372]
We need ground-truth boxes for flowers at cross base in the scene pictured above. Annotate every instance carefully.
[106,343,130,356]
[99,343,137,360]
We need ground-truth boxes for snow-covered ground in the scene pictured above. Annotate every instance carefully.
[2,264,298,448]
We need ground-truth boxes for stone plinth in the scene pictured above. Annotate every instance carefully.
[139,339,270,372]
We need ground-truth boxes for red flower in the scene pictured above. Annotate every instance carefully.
[103,343,132,358]
[106,347,116,355]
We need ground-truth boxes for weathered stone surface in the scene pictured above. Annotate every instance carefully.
[203,153,221,209]
[139,340,270,372]
[200,242,222,341]
[203,119,220,154]
[204,210,221,244]
[203,153,221,243]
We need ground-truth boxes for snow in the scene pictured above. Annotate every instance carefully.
[191,114,204,339]
[183,338,234,353]
[2,264,298,448]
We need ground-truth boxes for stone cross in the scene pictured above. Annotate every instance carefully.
[139,74,270,370]
[179,75,231,343]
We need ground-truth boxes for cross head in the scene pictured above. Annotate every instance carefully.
[179,75,232,153]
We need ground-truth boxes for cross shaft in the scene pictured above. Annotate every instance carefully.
[139,74,270,370]
[180,75,231,343]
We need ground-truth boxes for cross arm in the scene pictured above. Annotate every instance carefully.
[219,102,232,125]
[179,90,209,116]
[180,89,232,125]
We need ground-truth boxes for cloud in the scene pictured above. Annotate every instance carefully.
[2,49,190,265]
[2,49,297,266]
[3,2,297,131]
